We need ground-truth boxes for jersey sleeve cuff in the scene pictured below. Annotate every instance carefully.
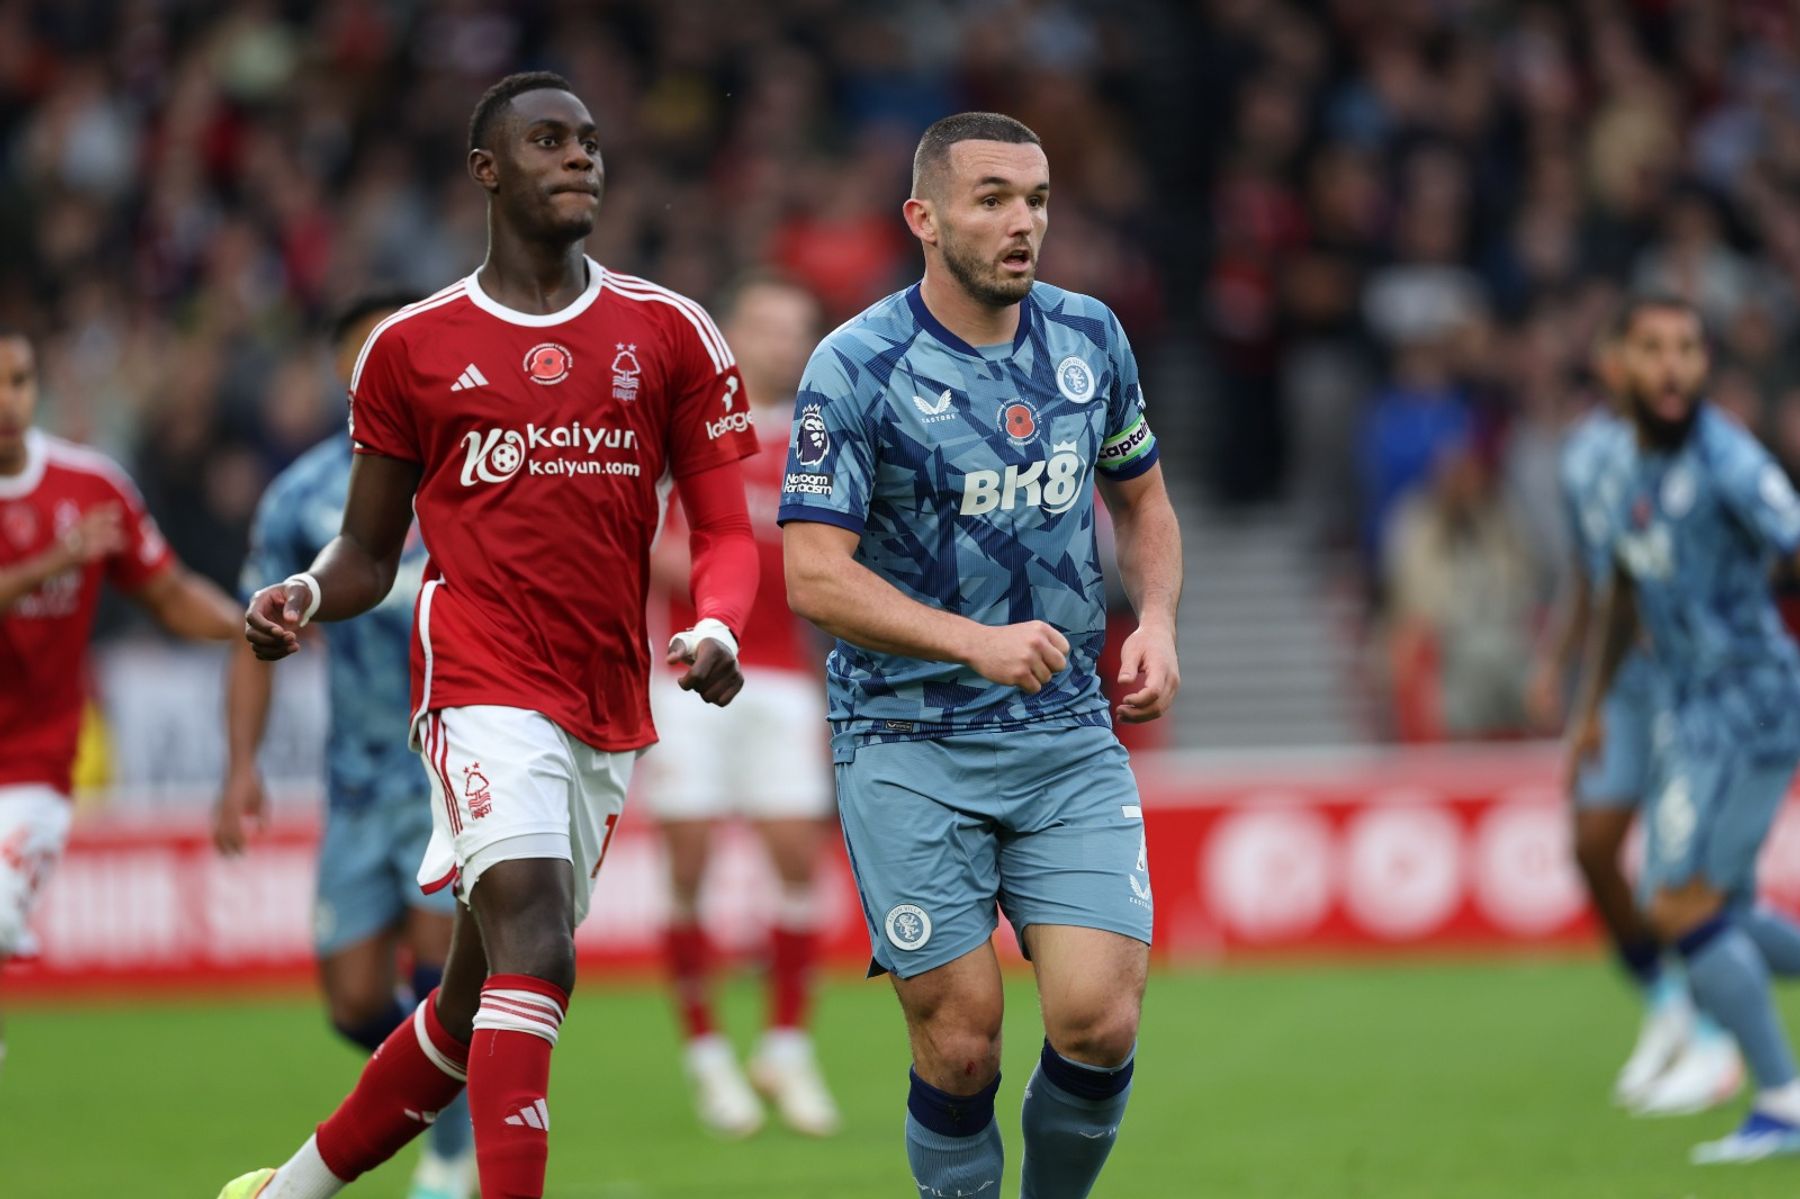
[777,504,866,534]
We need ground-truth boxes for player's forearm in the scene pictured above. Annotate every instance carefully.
[787,551,987,665]
[305,534,402,622]
[223,640,275,773]
[1536,568,1591,686]
[1573,576,1637,726]
[0,544,77,610]
[141,567,241,639]
[687,525,758,635]
[1110,491,1183,633]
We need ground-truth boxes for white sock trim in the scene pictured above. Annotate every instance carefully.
[412,1001,467,1082]
[266,1134,347,1199]
[473,988,565,1046]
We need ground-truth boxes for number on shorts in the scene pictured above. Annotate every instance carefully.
[590,812,620,880]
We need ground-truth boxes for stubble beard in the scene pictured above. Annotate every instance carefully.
[1631,388,1700,452]
[941,228,1034,309]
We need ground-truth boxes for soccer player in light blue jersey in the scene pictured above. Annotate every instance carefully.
[213,296,472,1199]
[780,113,1182,1199]
[1572,294,1800,1163]
[1537,327,1739,1115]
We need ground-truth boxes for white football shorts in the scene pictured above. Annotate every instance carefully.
[415,705,635,927]
[640,667,832,821]
[0,783,73,958]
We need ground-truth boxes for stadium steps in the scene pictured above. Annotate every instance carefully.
[1169,504,1373,749]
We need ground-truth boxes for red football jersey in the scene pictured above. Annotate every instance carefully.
[665,416,814,674]
[0,431,172,794]
[348,261,757,752]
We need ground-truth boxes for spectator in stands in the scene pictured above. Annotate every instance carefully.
[1385,443,1536,741]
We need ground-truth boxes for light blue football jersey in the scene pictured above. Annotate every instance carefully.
[776,282,1158,742]
[1604,405,1800,700]
[240,436,430,811]
[1560,407,1634,583]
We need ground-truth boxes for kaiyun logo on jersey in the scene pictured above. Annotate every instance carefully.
[460,420,641,486]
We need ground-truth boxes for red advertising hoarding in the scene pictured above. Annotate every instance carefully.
[13,745,1800,994]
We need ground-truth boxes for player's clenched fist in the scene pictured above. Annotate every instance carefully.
[243,579,312,660]
[669,634,745,707]
[966,620,1070,694]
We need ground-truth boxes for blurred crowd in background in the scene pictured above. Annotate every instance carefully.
[5,0,1800,746]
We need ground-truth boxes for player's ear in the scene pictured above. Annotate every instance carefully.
[468,147,500,194]
[902,197,937,246]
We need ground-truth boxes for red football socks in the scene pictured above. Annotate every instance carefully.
[467,973,568,1198]
[665,920,716,1039]
[313,990,469,1180]
[768,923,817,1031]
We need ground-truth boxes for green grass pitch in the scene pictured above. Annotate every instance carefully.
[6,957,1800,1197]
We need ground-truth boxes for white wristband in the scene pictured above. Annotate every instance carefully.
[668,617,739,662]
[283,572,322,627]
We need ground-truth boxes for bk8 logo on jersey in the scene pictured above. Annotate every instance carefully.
[959,441,1086,516]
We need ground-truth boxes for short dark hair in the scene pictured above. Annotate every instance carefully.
[1611,292,1704,341]
[468,71,576,154]
[912,112,1042,198]
[330,292,415,347]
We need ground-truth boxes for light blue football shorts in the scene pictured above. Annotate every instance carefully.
[833,722,1154,980]
[1574,649,1662,810]
[1642,673,1800,902]
[314,790,455,957]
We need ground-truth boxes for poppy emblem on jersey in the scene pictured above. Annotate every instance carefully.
[796,404,830,466]
[1000,400,1041,446]
[1631,495,1652,530]
[2,503,35,548]
[1055,356,1097,404]
[464,763,494,821]
[611,342,641,402]
[884,904,932,952]
[524,342,573,386]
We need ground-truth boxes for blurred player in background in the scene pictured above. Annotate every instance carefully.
[1532,322,1740,1116]
[213,296,475,1199]
[642,273,839,1139]
[1572,295,1800,1163]
[221,72,758,1199]
[0,327,240,1072]
[781,113,1182,1199]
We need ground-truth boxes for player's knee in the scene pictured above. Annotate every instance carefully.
[1648,881,1724,943]
[1047,996,1141,1068]
[492,922,577,995]
[913,1003,1004,1084]
[919,1025,1003,1087]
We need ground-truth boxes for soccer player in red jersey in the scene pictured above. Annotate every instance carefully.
[0,327,241,1067]
[641,273,839,1138]
[222,73,758,1199]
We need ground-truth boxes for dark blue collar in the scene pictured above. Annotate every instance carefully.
[906,283,1034,358]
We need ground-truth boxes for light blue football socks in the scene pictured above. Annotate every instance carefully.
[905,1069,1004,1198]
[1020,1039,1135,1199]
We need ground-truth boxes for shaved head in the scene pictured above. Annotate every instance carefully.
[912,112,1042,201]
